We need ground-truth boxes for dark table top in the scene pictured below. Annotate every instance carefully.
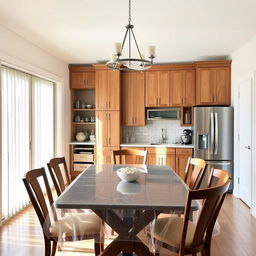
[55,164,195,211]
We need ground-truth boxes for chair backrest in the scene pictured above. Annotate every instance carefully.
[180,169,230,255]
[47,157,70,196]
[113,149,148,164]
[22,167,55,229]
[184,157,206,189]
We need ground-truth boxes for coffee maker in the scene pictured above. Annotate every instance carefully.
[180,129,192,144]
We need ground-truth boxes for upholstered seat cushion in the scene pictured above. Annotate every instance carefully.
[49,212,102,238]
[152,216,196,248]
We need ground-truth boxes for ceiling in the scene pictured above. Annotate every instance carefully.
[1,0,256,64]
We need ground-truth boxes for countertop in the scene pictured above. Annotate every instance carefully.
[120,143,194,148]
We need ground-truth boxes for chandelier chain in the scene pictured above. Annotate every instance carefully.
[128,0,131,24]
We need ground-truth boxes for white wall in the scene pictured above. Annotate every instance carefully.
[230,34,256,216]
[0,24,70,158]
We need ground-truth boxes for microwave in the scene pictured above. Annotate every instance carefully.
[147,108,180,120]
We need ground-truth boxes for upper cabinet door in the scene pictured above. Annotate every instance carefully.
[214,67,230,105]
[196,68,213,105]
[122,72,134,126]
[170,71,183,106]
[146,72,158,107]
[108,70,120,110]
[96,70,109,110]
[70,72,86,89]
[158,71,170,106]
[84,71,95,89]
[184,70,195,106]
[133,72,145,126]
[108,111,120,147]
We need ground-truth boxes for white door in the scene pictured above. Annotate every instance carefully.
[239,77,252,207]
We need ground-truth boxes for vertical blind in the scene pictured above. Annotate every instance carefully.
[1,66,55,219]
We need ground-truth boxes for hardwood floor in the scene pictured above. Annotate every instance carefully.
[0,195,256,256]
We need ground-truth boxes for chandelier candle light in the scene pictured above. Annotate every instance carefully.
[106,0,156,71]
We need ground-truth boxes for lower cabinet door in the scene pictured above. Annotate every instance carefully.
[147,154,158,165]
[164,154,176,170]
[176,155,190,180]
[97,147,120,164]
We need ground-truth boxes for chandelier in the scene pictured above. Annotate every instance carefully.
[106,0,156,71]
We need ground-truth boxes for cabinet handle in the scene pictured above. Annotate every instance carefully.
[84,79,86,85]
[212,96,215,102]
[159,98,161,105]
[106,113,108,120]
[106,101,108,108]
[156,98,158,105]
[109,137,111,145]
[109,101,111,108]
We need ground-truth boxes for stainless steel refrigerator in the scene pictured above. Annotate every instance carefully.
[194,106,234,191]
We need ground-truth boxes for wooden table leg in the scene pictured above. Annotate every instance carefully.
[93,209,157,256]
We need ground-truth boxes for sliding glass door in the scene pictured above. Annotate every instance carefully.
[1,66,55,219]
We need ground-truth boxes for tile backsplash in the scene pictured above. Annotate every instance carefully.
[122,120,192,144]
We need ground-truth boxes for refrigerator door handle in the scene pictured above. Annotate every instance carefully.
[210,112,214,154]
[214,112,218,155]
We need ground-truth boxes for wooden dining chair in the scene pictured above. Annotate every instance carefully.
[47,157,71,196]
[113,149,148,164]
[152,169,230,256]
[23,167,104,256]
[184,157,207,189]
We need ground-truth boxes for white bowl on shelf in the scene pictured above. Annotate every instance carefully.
[116,167,141,182]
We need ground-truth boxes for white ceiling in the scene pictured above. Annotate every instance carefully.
[1,0,256,64]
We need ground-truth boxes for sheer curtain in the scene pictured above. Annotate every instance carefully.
[1,66,55,219]
[1,66,31,218]
[32,77,54,168]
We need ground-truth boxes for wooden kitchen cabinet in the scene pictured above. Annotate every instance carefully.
[95,69,120,110]
[146,71,170,107]
[170,70,195,106]
[122,72,145,126]
[96,111,120,163]
[120,147,145,163]
[96,111,120,148]
[70,66,95,89]
[196,66,230,105]
[146,147,176,170]
[175,148,193,180]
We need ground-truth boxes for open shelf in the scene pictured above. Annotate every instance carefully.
[72,122,96,125]
[180,107,193,127]
[72,108,96,111]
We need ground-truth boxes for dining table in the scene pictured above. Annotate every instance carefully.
[54,164,198,256]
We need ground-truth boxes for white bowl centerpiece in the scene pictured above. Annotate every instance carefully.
[116,167,141,182]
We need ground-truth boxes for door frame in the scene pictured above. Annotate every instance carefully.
[235,72,256,216]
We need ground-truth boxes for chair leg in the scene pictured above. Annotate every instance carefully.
[51,241,57,256]
[100,232,105,252]
[44,237,51,256]
[94,241,101,256]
